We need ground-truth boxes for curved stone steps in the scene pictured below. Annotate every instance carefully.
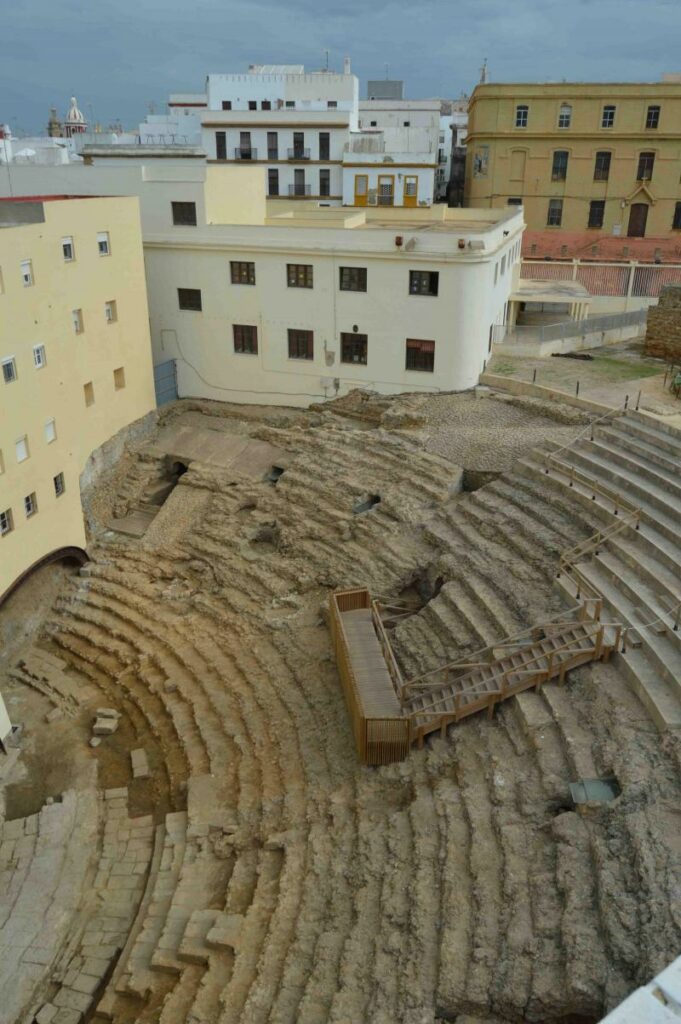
[488,474,603,540]
[454,496,566,579]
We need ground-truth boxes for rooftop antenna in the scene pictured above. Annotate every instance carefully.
[324,49,329,72]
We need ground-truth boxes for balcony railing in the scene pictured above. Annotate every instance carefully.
[234,148,258,160]
[287,147,311,160]
[288,184,312,196]
[267,150,278,160]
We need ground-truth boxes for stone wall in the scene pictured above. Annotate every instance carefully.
[644,284,681,360]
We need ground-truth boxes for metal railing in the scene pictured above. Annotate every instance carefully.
[288,184,311,196]
[521,258,681,299]
[287,147,311,160]
[234,148,258,160]
[493,308,648,345]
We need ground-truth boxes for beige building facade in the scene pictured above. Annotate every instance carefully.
[0,196,156,604]
[465,81,681,237]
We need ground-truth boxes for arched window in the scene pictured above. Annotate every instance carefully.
[558,103,572,128]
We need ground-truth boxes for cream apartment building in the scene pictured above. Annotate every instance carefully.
[0,162,522,408]
[0,195,156,603]
[465,80,681,237]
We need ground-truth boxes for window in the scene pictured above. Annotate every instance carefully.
[646,105,660,129]
[602,105,616,128]
[339,266,367,292]
[268,168,279,196]
[45,417,56,443]
[405,338,435,372]
[507,197,522,205]
[105,300,117,323]
[15,435,28,462]
[233,324,258,354]
[0,509,13,536]
[248,100,257,110]
[62,236,75,261]
[287,264,313,288]
[551,150,569,181]
[267,131,278,159]
[83,382,95,407]
[674,202,681,230]
[178,288,202,311]
[319,132,330,160]
[288,329,314,360]
[547,198,563,226]
[319,169,330,196]
[370,120,377,127]
[558,104,572,129]
[21,259,33,286]
[230,261,256,285]
[216,131,227,160]
[2,357,17,383]
[24,493,37,518]
[286,101,295,109]
[292,131,306,158]
[171,201,197,226]
[327,100,337,109]
[637,151,655,181]
[97,231,110,256]
[515,105,528,128]
[409,270,439,296]
[33,344,46,368]
[588,200,605,229]
[594,151,611,181]
[221,100,232,110]
[377,175,394,206]
[341,333,367,365]
[113,366,126,390]
[54,472,65,497]
[261,100,271,110]
[72,309,84,333]
[403,120,410,127]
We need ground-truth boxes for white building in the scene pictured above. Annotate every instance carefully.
[342,131,435,207]
[0,162,523,408]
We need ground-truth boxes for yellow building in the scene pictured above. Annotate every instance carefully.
[0,195,156,603]
[465,81,681,238]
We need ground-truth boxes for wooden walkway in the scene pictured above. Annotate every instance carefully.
[331,588,621,766]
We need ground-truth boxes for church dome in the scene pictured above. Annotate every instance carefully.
[66,96,86,124]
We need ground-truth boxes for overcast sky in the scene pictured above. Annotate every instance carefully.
[3,0,680,134]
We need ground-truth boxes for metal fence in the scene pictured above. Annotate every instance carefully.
[521,259,681,298]
[494,307,648,345]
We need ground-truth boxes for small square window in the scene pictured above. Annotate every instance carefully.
[113,367,126,390]
[84,381,95,407]
[0,508,13,536]
[171,202,197,226]
[403,120,410,127]
[97,231,110,256]
[248,100,257,110]
[340,332,368,365]
[339,266,367,292]
[327,101,337,109]
[72,308,84,333]
[288,329,314,360]
[409,270,439,296]
[45,417,57,443]
[21,259,33,286]
[286,101,295,109]
[33,344,46,369]
[507,197,522,205]
[261,100,271,110]
[405,338,435,372]
[221,100,232,110]
[2,357,17,383]
[233,325,258,354]
[54,472,65,497]
[24,492,37,518]
[646,105,660,129]
[178,288,202,311]
[15,435,29,463]
[230,261,256,285]
[287,264,313,288]
[62,236,75,261]
[105,300,117,323]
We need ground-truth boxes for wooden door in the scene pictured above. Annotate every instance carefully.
[354,174,368,206]
[628,203,648,237]
[403,175,418,207]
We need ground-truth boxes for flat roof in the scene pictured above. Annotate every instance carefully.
[511,280,591,301]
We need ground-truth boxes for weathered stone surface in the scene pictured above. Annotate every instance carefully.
[92,717,118,736]
[644,284,681,360]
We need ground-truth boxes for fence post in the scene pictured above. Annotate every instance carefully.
[636,389,641,411]
[575,381,580,397]
[532,368,537,383]
[624,394,629,410]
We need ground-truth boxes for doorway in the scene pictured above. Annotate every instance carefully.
[627,203,648,237]
[354,174,368,206]
[404,175,418,207]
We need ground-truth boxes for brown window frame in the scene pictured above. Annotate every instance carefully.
[171,201,197,226]
[178,287,202,311]
[339,266,367,292]
[340,332,368,365]
[287,264,313,288]
[230,261,256,285]
[405,338,435,372]
[233,324,258,354]
[409,270,439,296]
[588,200,605,229]
[287,328,314,360]
[221,100,232,110]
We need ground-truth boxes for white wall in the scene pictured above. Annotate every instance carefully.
[342,163,435,206]
[207,71,358,113]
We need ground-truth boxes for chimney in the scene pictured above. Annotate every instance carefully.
[344,56,351,75]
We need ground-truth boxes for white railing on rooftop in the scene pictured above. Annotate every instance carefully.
[521,258,681,299]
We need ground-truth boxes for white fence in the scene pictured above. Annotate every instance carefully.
[521,259,681,310]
